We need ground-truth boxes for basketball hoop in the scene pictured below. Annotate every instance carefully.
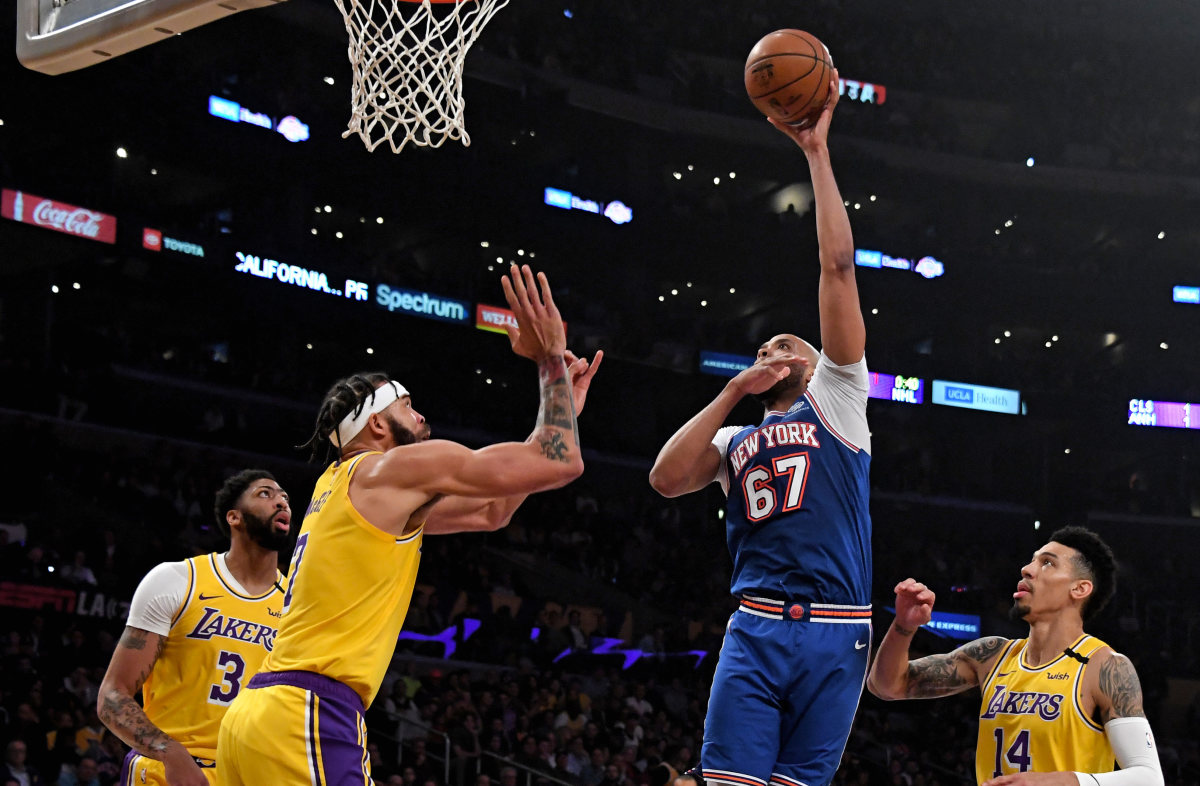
[333,0,509,153]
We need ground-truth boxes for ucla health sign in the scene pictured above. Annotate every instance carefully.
[375,285,470,324]
[208,95,310,143]
[855,248,944,279]
[544,187,633,225]
[932,380,1021,414]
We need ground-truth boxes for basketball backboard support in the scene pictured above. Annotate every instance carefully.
[17,0,288,75]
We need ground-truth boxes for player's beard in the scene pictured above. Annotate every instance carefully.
[242,509,292,552]
[752,361,807,405]
[1008,600,1032,622]
[384,412,430,445]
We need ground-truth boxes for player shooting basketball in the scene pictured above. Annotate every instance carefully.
[868,527,1164,786]
[650,71,874,786]
[98,469,292,786]
[216,264,599,785]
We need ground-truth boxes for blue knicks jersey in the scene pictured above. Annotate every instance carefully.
[712,353,873,605]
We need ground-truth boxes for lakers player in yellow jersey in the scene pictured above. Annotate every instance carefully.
[868,527,1164,786]
[97,469,292,786]
[217,264,596,786]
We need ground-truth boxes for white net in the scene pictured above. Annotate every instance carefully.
[334,0,510,153]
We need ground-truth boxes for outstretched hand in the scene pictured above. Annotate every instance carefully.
[768,68,840,153]
[893,578,936,633]
[565,350,603,415]
[500,264,567,362]
[729,354,805,398]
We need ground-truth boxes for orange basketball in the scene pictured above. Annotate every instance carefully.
[744,29,835,129]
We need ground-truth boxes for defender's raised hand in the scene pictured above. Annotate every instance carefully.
[500,264,567,361]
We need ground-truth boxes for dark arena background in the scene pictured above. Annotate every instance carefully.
[2,0,1199,783]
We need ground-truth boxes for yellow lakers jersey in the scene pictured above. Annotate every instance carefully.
[976,635,1115,784]
[142,553,285,760]
[261,451,423,708]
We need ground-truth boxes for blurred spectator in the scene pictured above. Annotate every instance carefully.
[0,740,41,786]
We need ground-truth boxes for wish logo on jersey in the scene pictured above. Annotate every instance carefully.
[980,684,1064,721]
[185,607,277,651]
[729,423,822,474]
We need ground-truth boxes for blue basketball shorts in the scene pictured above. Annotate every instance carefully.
[699,597,872,786]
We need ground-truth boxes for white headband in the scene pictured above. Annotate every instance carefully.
[332,380,409,448]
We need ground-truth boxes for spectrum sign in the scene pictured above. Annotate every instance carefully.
[855,248,944,279]
[932,380,1021,415]
[375,285,470,324]
[544,187,633,225]
[2,188,117,244]
[1127,399,1198,430]
[868,372,923,404]
[208,95,310,143]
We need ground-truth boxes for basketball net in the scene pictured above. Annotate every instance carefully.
[333,0,509,153]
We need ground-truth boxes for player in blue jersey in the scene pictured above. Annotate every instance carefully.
[650,73,870,786]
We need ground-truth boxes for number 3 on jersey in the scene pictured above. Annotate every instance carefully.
[741,453,810,521]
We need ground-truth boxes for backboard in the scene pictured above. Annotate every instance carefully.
[17,0,288,75]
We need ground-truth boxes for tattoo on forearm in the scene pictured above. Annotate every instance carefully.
[101,629,175,758]
[100,689,173,757]
[905,655,967,698]
[535,355,579,461]
[904,637,1005,698]
[1098,654,1146,720]
[539,432,570,461]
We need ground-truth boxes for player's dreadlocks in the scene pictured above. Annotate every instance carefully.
[298,372,393,465]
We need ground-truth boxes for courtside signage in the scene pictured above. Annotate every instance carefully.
[699,352,755,378]
[208,95,310,143]
[543,187,633,225]
[868,372,923,404]
[1,188,117,244]
[1173,285,1199,304]
[376,285,470,324]
[234,251,369,301]
[838,78,886,105]
[932,380,1020,414]
[143,228,205,257]
[1128,399,1198,430]
[855,248,944,279]
[475,303,566,334]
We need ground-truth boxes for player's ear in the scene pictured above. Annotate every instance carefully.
[226,509,241,532]
[1071,578,1094,604]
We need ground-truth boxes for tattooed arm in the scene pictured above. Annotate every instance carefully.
[98,627,209,786]
[424,350,602,535]
[869,578,1008,700]
[1092,649,1147,722]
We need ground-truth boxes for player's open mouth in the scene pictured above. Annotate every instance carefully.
[274,515,290,532]
[1013,581,1032,599]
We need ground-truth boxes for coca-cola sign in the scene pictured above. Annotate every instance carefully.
[1,188,117,244]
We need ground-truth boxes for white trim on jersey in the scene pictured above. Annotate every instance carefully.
[737,606,784,620]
